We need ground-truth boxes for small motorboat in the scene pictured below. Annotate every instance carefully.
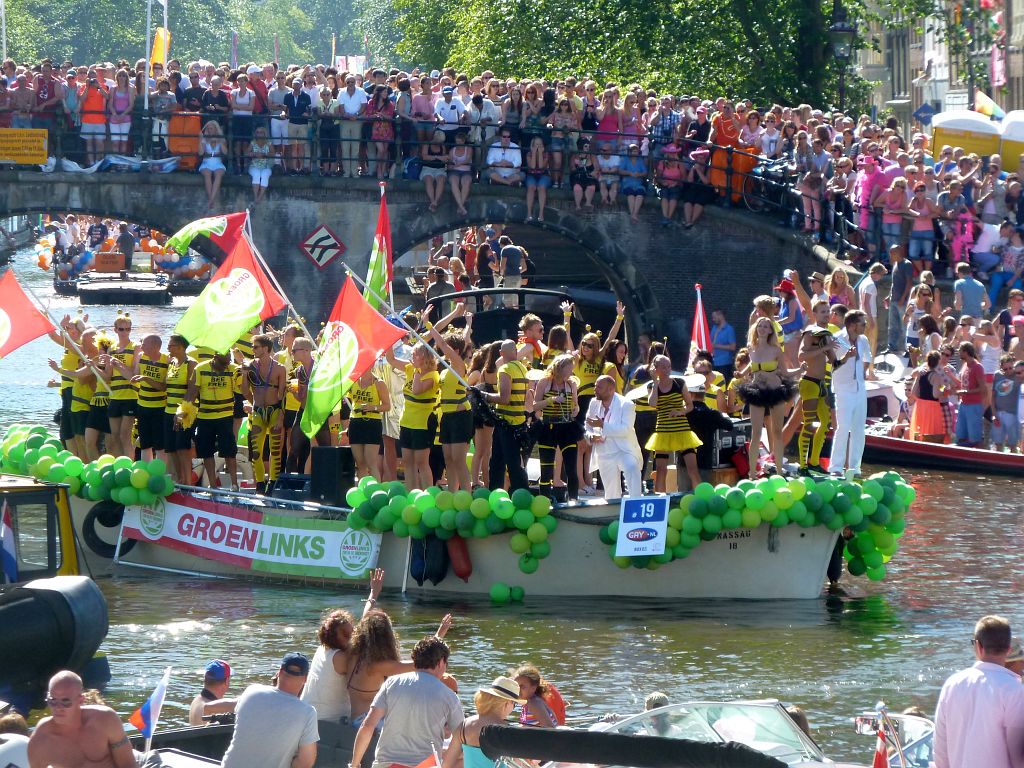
[168,276,211,296]
[76,271,171,306]
[863,427,1024,476]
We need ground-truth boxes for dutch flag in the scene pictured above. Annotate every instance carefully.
[1,500,17,584]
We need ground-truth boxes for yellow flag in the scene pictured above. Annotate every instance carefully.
[150,27,171,72]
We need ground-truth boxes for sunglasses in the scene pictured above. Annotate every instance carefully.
[115,325,130,331]
[46,696,76,709]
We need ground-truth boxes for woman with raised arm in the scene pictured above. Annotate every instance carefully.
[574,304,625,493]
[347,368,391,481]
[428,308,475,493]
[468,341,500,489]
[531,353,581,501]
[385,339,439,490]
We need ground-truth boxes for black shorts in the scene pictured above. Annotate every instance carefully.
[86,404,111,434]
[164,412,194,452]
[400,425,433,451]
[108,398,137,418]
[439,409,474,444]
[349,417,383,445]
[70,409,89,437]
[136,407,165,450]
[284,409,299,429]
[233,393,246,420]
[195,417,237,459]
[59,388,74,440]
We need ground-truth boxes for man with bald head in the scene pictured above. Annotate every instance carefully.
[586,375,643,499]
[28,670,136,768]
[478,339,531,490]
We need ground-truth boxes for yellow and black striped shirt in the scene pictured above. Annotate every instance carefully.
[575,357,604,398]
[496,359,529,425]
[165,357,193,415]
[109,342,137,401]
[653,380,691,434]
[437,369,470,415]
[195,360,236,420]
[349,380,383,421]
[137,353,169,410]
[400,364,439,430]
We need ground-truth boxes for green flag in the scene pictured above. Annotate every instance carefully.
[174,238,285,353]
[364,185,392,312]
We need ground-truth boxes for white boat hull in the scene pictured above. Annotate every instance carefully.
[72,496,838,600]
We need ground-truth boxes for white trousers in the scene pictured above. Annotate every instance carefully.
[596,450,643,500]
[829,390,867,474]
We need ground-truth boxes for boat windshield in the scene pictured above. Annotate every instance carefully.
[604,701,826,765]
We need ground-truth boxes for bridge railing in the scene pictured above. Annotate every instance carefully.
[45,109,852,246]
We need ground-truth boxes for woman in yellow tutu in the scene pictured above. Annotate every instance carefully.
[909,350,952,443]
[646,353,702,492]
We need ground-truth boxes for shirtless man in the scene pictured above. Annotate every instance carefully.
[796,300,836,475]
[242,333,287,494]
[28,670,136,768]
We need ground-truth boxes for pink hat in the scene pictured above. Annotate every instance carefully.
[1012,316,1024,325]
[695,106,707,115]
[663,144,682,154]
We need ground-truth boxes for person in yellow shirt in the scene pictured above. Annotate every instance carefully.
[347,369,390,480]
[47,313,85,454]
[132,334,169,461]
[479,339,531,491]
[386,341,439,490]
[48,326,103,461]
[428,319,474,493]
[164,335,196,484]
[185,351,239,491]
[106,314,138,457]
[275,324,305,476]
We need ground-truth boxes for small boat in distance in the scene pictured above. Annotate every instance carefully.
[863,428,1024,476]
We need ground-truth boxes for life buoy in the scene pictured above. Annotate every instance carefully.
[446,535,472,582]
[82,502,136,559]
[543,684,567,726]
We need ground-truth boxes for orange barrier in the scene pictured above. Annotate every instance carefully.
[709,144,759,203]
[169,114,201,170]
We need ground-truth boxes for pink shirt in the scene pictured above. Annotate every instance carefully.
[934,661,1024,768]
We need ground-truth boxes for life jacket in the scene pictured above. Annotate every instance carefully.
[543,683,567,726]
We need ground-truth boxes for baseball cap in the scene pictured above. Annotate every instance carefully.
[430,69,440,78]
[442,86,454,94]
[246,65,261,75]
[205,660,231,681]
[695,106,707,115]
[280,652,310,676]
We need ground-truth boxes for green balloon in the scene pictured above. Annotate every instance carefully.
[803,491,823,512]
[668,507,685,529]
[374,509,397,531]
[872,530,895,550]
[47,464,67,483]
[787,500,807,523]
[525,522,547,543]
[130,469,150,490]
[25,434,44,450]
[539,515,557,533]
[120,486,139,506]
[531,495,552,517]
[741,508,761,528]
[862,550,884,569]
[816,479,837,502]
[666,527,680,548]
[408,522,428,539]
[488,489,510,507]
[531,540,552,559]
[511,488,534,510]
[37,444,58,460]
[484,514,505,535]
[770,509,790,527]
[425,486,442,497]
[689,498,709,518]
[518,554,540,574]
[492,499,515,520]
[472,486,491,501]
[848,556,867,576]
[489,582,512,603]
[147,475,165,494]
[23,448,39,467]
[358,475,376,491]
[348,512,368,530]
[843,507,864,526]
[726,488,746,509]
[796,512,817,528]
[435,526,455,541]
[392,520,410,537]
[707,496,728,517]
[887,518,906,535]
[694,482,716,501]
[653,551,674,564]
[414,493,435,512]
[388,480,409,497]
[759,501,779,523]
[721,509,742,530]
[858,495,878,515]
[816,503,836,524]
[867,565,887,581]
[66,476,82,496]
[112,455,133,471]
[512,509,534,531]
[862,480,884,502]
[452,490,473,511]
[435,490,454,510]
[421,507,442,529]
[825,514,845,531]
[455,510,475,530]
[701,514,722,535]
[162,475,175,496]
[147,459,167,476]
[679,532,701,549]
[510,585,525,602]
[470,518,489,538]
[598,525,613,545]
[774,487,794,510]
[346,488,367,507]
[402,505,422,525]
[832,494,852,514]
[138,489,156,506]
[871,505,892,526]
[509,533,531,553]
[671,545,692,560]
[440,509,458,531]
[608,520,619,540]
[744,490,765,510]
[682,515,702,535]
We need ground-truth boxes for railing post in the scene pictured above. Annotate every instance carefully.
[724,146,733,208]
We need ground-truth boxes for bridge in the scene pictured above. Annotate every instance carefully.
[0,169,839,352]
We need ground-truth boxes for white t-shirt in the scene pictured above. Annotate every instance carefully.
[973,223,1002,253]
[858,279,878,318]
[300,646,351,721]
[434,98,465,128]
[336,88,368,117]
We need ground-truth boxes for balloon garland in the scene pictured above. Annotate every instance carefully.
[597,473,913,579]
[1,424,176,505]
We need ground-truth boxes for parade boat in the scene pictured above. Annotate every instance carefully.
[75,270,171,305]
[69,485,841,601]
[862,426,1024,476]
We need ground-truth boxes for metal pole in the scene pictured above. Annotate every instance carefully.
[1,0,7,62]
[144,0,153,111]
[839,67,846,112]
[239,221,315,342]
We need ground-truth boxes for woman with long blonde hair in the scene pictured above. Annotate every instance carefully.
[531,353,580,500]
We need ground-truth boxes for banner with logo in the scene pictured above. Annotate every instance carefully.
[122,493,381,578]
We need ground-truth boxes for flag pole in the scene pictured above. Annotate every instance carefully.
[143,0,153,111]
[239,215,313,341]
[21,282,109,384]
[339,262,472,390]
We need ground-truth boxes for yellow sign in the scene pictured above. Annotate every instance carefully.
[0,128,48,164]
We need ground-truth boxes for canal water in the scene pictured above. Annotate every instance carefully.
[2,246,1022,764]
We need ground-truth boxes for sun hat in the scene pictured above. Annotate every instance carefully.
[663,144,681,154]
[479,676,527,703]
[810,271,827,283]
[774,278,796,294]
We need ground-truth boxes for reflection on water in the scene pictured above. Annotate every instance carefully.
[4,247,1024,762]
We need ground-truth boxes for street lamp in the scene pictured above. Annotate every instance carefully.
[829,2,856,112]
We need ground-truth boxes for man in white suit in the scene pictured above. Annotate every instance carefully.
[585,375,644,499]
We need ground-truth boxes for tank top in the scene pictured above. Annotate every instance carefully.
[401,364,440,430]
[90,366,111,407]
[653,380,691,435]
[906,306,925,340]
[496,359,529,425]
[918,371,938,401]
[70,375,95,413]
[137,354,169,410]
[574,357,604,398]
[299,646,351,722]
[59,347,81,392]
[232,88,254,114]
[349,379,383,421]
[109,343,137,401]
[111,89,132,124]
[80,85,107,124]
[519,697,557,727]
[541,381,573,423]
[503,101,521,127]
[438,368,470,414]
[165,357,191,415]
[196,360,236,420]
[462,745,494,768]
[603,362,626,394]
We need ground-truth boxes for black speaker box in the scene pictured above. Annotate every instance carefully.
[271,473,311,503]
[310,446,356,506]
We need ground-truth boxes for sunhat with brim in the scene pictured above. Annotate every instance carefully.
[479,675,526,703]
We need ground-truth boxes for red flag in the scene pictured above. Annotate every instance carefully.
[687,283,711,371]
[871,729,888,768]
[364,183,393,311]
[0,270,56,360]
[166,211,249,256]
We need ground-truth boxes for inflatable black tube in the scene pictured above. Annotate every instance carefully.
[0,576,108,687]
[82,502,136,559]
[479,724,788,768]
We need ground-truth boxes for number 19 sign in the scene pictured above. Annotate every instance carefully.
[615,496,670,557]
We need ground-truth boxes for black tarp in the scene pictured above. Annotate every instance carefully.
[479,724,788,768]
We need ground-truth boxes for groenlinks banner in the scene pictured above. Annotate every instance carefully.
[122,493,381,578]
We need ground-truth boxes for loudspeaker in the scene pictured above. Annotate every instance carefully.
[311,446,356,507]
[271,473,311,503]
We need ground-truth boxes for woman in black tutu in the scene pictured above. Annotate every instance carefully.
[736,317,799,478]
